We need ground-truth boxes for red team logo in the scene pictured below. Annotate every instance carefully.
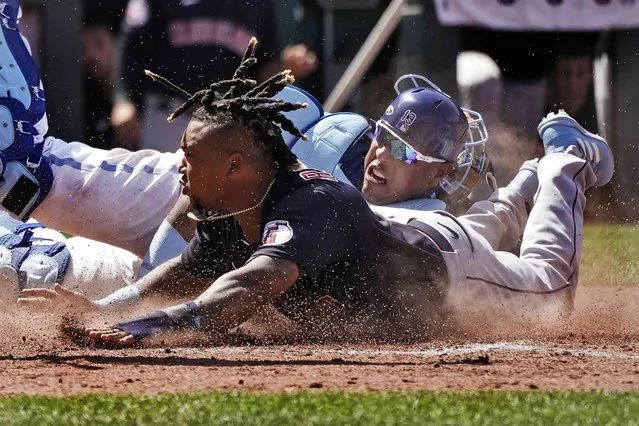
[298,170,338,182]
[261,220,294,246]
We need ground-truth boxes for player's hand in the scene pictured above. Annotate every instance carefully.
[86,327,136,347]
[281,44,318,79]
[17,283,98,314]
[111,100,140,148]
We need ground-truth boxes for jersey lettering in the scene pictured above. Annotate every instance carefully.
[298,170,338,182]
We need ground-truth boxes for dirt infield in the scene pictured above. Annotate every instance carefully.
[0,286,638,395]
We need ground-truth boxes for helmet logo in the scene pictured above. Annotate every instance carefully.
[385,105,394,115]
[399,110,417,132]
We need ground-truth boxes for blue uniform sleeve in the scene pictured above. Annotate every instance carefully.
[249,187,358,281]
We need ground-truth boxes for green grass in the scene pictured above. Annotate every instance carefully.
[580,224,639,286]
[0,391,637,425]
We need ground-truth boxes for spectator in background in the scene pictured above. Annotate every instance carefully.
[112,0,317,152]
[457,29,556,142]
[547,35,599,134]
[82,0,128,149]
[546,34,614,221]
[456,29,608,217]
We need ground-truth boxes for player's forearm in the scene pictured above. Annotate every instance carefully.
[196,255,300,326]
[94,256,203,310]
[107,278,262,340]
[189,274,281,333]
[111,256,299,340]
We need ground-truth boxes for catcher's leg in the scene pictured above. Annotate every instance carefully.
[0,212,140,301]
[438,113,610,315]
[0,218,69,302]
[456,159,538,251]
[427,155,591,317]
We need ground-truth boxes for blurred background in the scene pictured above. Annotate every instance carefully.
[18,0,639,221]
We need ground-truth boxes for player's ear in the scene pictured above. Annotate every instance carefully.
[227,153,243,176]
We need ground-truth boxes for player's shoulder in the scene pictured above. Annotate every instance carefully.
[282,167,339,188]
[293,168,340,183]
[283,167,360,197]
[270,167,363,212]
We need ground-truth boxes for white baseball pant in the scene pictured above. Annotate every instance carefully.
[420,153,595,315]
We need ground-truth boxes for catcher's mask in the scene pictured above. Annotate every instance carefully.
[383,74,489,200]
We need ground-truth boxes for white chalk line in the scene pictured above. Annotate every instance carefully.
[332,342,639,361]
[215,341,639,361]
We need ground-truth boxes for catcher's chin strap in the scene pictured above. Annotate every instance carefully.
[485,172,498,193]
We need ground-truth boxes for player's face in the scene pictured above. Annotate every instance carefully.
[552,57,592,116]
[179,121,233,212]
[361,136,449,205]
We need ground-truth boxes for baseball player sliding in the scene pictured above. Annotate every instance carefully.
[52,39,610,346]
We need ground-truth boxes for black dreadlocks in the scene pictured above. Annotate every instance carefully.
[145,37,308,170]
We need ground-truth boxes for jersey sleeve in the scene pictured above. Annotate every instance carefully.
[181,217,247,278]
[249,187,357,281]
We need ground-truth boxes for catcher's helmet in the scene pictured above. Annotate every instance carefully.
[381,74,488,200]
[380,75,469,163]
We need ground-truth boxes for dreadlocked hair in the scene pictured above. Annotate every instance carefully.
[144,37,308,171]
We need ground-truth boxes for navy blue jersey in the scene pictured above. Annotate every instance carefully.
[116,0,279,107]
[182,168,449,325]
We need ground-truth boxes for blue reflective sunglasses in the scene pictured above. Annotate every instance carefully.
[374,122,447,164]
